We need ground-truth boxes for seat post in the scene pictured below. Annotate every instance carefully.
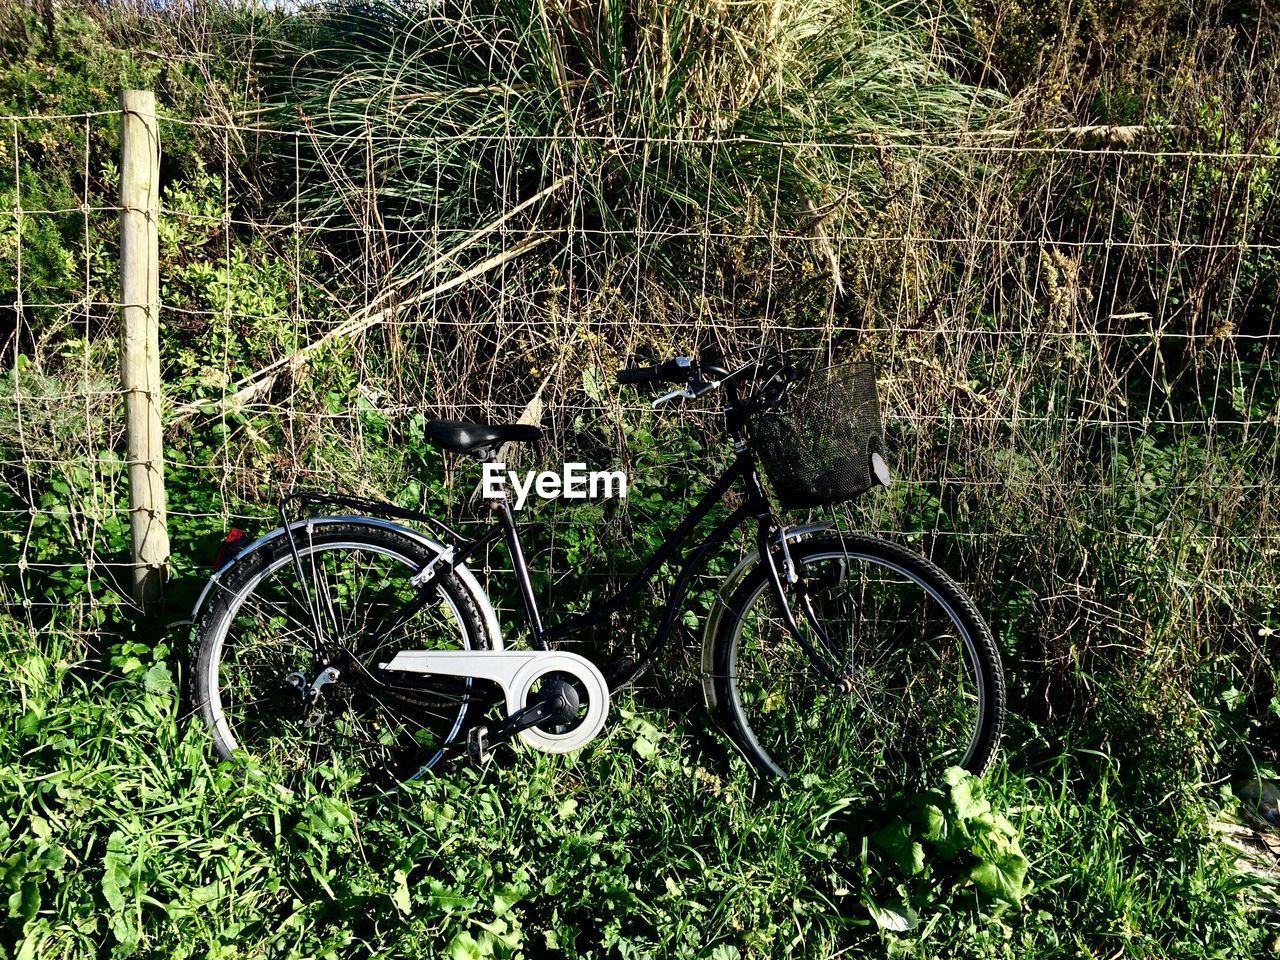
[492,496,546,644]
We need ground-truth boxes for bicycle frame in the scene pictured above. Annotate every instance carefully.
[402,449,769,691]
[273,351,848,708]
[277,440,839,699]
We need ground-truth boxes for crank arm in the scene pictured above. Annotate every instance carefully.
[485,694,569,747]
[457,696,566,766]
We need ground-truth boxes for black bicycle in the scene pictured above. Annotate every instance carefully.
[188,353,1005,787]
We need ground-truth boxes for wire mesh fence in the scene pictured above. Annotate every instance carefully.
[1,101,1277,709]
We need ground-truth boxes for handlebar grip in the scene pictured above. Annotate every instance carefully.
[616,358,692,387]
[617,366,660,385]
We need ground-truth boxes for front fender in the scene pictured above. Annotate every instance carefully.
[699,521,838,711]
[190,516,504,651]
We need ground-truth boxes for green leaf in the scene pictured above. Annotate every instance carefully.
[446,931,489,960]
[867,898,919,932]
[144,662,174,695]
[493,883,526,918]
[392,869,411,915]
[8,881,39,922]
[18,709,41,738]
[945,767,990,823]
[102,835,131,914]
[872,821,925,875]
[970,852,1030,905]
[919,802,948,844]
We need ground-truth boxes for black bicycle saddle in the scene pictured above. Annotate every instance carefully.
[423,420,541,457]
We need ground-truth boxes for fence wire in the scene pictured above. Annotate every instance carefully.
[1,107,1276,700]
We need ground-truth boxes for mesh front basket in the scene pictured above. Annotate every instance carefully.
[751,363,885,510]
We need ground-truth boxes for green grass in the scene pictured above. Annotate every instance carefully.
[268,0,1000,300]
[2,0,1280,957]
[0,617,1270,959]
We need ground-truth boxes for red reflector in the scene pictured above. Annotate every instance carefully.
[213,529,250,570]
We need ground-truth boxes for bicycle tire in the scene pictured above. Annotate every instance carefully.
[709,534,1005,784]
[191,520,490,780]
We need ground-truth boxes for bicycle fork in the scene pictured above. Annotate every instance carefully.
[755,521,848,687]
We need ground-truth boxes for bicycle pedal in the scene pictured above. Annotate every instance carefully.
[467,725,491,764]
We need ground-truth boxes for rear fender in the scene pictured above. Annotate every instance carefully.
[190,516,503,651]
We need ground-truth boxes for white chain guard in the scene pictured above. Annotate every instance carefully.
[380,650,609,754]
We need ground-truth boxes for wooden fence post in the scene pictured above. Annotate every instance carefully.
[119,89,169,610]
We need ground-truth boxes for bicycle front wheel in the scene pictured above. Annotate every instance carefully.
[709,535,1004,788]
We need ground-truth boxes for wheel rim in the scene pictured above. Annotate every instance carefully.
[201,539,476,780]
[726,547,985,788]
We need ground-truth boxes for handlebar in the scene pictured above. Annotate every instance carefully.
[616,349,795,411]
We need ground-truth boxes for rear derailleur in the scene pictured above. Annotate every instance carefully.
[284,666,340,729]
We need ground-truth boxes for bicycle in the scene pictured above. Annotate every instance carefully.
[188,352,1005,786]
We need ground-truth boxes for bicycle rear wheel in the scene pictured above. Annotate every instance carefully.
[191,521,491,781]
[709,535,1004,788]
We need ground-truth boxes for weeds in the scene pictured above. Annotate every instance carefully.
[1,0,1279,956]
[2,617,1264,959]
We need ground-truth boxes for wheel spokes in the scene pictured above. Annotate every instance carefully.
[211,539,478,781]
[730,552,982,786]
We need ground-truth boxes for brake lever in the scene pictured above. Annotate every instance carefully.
[652,377,721,409]
[652,387,695,408]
